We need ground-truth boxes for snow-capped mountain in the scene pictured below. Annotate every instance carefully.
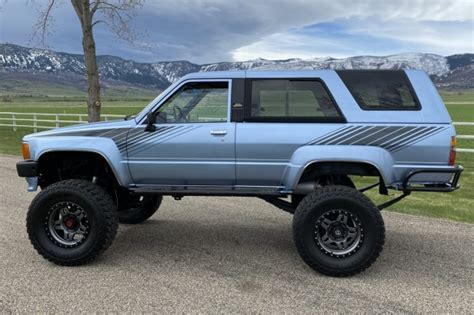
[1,43,472,89]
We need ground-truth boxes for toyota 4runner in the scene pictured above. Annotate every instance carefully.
[17,70,463,276]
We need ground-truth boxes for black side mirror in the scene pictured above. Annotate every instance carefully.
[144,112,156,132]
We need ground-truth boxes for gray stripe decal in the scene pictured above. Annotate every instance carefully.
[390,126,447,152]
[310,124,447,152]
[382,126,434,151]
[123,126,176,150]
[367,127,409,147]
[377,126,421,148]
[319,126,367,145]
[337,126,382,145]
[127,126,195,155]
[128,126,201,156]
[307,126,352,145]
[350,126,392,145]
[126,126,184,153]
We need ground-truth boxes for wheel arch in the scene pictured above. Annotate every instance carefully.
[37,149,126,187]
[295,160,384,186]
[283,145,394,190]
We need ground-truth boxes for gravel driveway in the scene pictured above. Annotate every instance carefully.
[0,155,472,313]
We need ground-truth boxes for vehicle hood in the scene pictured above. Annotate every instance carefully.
[23,119,136,141]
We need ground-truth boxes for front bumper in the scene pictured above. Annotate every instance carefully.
[16,160,39,192]
[16,160,39,177]
[401,165,464,193]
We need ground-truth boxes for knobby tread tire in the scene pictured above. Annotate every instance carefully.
[27,179,118,266]
[118,195,162,224]
[293,185,385,277]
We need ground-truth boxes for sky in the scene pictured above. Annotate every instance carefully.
[0,0,473,64]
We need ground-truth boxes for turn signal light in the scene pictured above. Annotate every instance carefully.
[21,143,31,160]
[448,136,457,166]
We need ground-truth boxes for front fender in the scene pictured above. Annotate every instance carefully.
[282,145,395,190]
[28,136,132,187]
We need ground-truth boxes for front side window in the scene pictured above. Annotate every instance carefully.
[247,80,342,121]
[337,70,420,110]
[156,81,228,123]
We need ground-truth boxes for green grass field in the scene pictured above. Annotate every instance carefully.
[0,90,473,223]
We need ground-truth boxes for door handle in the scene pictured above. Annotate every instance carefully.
[210,130,227,136]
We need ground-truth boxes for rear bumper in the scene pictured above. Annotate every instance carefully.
[400,165,463,193]
[16,160,39,177]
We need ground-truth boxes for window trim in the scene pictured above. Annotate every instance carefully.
[243,78,346,123]
[143,79,232,124]
[336,70,422,111]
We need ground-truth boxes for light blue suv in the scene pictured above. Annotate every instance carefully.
[17,70,463,276]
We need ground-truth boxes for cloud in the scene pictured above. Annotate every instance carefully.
[233,18,474,61]
[0,0,472,63]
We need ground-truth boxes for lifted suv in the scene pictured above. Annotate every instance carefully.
[17,70,463,276]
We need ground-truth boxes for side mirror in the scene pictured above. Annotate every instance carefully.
[144,112,156,132]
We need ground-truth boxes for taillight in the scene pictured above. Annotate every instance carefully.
[448,136,457,166]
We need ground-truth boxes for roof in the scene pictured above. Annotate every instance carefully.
[180,69,420,80]
[181,70,339,80]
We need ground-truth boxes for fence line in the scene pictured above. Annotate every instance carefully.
[0,112,123,132]
[453,122,474,126]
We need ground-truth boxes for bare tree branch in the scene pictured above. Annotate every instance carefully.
[94,0,144,44]
[31,0,147,122]
[90,0,101,16]
[32,0,57,46]
[91,19,106,27]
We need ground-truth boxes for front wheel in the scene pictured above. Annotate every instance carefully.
[293,185,385,277]
[118,194,162,224]
[26,179,118,266]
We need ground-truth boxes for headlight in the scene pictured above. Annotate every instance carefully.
[21,143,31,160]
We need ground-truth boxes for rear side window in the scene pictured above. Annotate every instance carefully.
[246,79,344,122]
[337,70,420,110]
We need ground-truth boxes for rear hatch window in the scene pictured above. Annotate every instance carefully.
[337,70,420,110]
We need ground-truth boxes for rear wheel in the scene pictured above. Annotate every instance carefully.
[27,179,118,266]
[293,185,384,277]
[292,174,355,208]
[118,194,162,224]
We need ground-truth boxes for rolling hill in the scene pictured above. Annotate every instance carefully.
[1,43,472,96]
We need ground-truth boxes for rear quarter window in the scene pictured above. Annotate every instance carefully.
[245,79,345,122]
[337,70,420,110]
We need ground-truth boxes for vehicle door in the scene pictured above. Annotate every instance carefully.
[127,80,235,186]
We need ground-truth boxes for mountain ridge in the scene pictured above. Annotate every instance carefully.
[1,43,472,90]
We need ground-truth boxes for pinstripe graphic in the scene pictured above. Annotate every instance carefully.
[374,126,419,148]
[309,125,449,152]
[124,126,177,152]
[127,125,201,156]
[350,126,392,145]
[40,124,202,158]
[306,125,353,145]
[127,127,185,154]
[126,126,186,152]
[335,126,381,145]
[382,126,434,150]
[316,126,366,145]
[42,122,448,158]
[390,126,447,152]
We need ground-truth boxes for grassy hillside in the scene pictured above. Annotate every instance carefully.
[0,73,158,99]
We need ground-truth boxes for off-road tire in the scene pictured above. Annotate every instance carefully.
[293,185,385,277]
[292,175,355,209]
[26,179,118,266]
[118,195,162,224]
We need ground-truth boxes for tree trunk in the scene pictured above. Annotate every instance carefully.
[72,0,101,122]
[82,27,101,122]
